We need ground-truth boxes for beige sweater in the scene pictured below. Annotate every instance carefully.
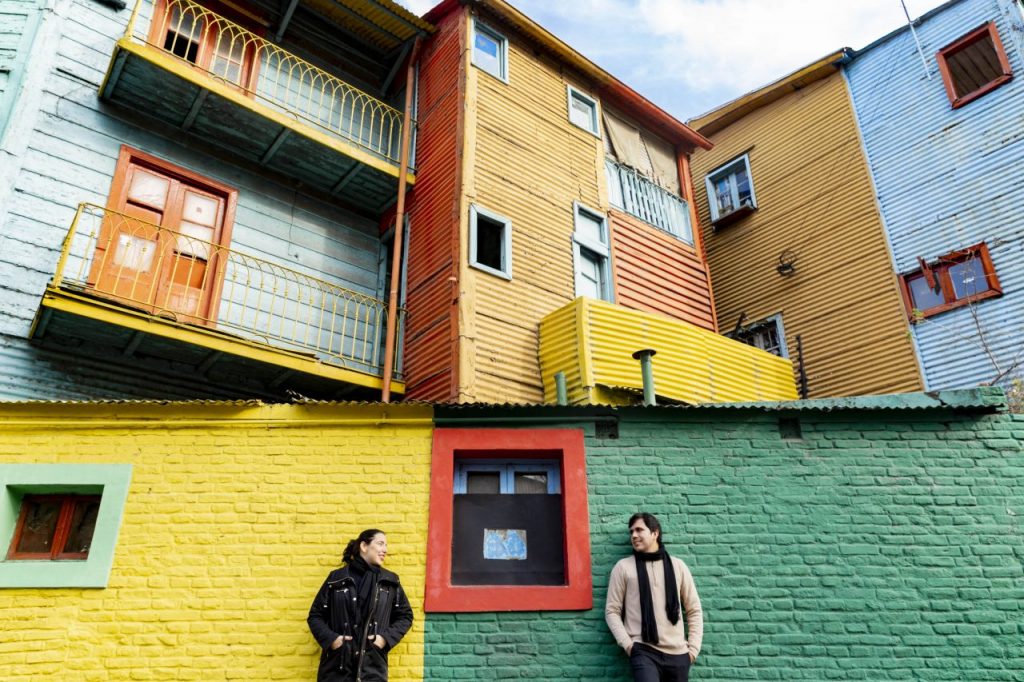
[605,555,703,659]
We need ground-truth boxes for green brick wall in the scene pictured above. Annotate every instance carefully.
[426,403,1024,680]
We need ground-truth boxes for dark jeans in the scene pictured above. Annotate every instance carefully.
[630,643,691,682]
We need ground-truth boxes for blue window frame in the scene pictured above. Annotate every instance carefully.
[454,460,561,495]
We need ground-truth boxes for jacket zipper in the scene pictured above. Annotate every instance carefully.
[355,584,381,682]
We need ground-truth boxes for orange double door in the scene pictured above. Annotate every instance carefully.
[89,148,236,326]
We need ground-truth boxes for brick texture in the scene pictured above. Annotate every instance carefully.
[425,409,1024,680]
[0,403,433,681]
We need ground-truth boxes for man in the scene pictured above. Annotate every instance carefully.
[605,512,703,681]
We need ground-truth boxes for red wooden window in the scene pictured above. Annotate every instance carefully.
[900,242,1001,321]
[936,22,1013,109]
[7,495,101,561]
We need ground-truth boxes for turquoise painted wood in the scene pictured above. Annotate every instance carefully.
[846,0,1024,390]
[0,0,44,140]
[0,0,399,400]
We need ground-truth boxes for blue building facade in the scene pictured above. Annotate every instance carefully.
[846,0,1024,390]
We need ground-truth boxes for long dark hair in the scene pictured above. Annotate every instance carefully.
[342,528,384,565]
[628,512,663,548]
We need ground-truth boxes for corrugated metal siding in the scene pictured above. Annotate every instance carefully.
[463,11,603,404]
[0,0,385,399]
[538,298,797,405]
[690,71,923,398]
[846,0,1024,390]
[610,209,715,330]
[402,10,463,401]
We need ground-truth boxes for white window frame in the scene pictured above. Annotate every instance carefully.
[572,202,613,302]
[729,313,788,358]
[454,460,561,494]
[705,153,757,222]
[471,19,508,83]
[566,85,600,136]
[469,204,513,280]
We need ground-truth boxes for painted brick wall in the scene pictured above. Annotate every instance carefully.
[0,403,433,681]
[426,403,1024,680]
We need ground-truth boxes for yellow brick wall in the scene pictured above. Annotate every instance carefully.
[0,402,433,681]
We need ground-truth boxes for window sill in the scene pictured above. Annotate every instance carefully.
[711,204,756,230]
[469,261,512,280]
[951,74,1012,109]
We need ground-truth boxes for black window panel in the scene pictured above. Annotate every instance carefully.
[451,494,565,586]
[474,215,504,271]
[466,471,501,494]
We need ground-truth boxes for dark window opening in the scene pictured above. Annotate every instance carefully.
[474,214,505,272]
[7,494,101,561]
[452,460,564,586]
[937,22,1012,108]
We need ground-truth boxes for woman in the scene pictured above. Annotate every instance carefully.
[308,529,413,682]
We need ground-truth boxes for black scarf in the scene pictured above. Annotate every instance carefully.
[348,557,380,624]
[633,547,680,644]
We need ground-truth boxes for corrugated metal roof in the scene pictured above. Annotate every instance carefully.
[0,389,1004,412]
[434,387,1007,412]
[304,0,434,52]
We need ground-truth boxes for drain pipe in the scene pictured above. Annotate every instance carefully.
[632,349,657,406]
[554,371,568,406]
[381,36,422,403]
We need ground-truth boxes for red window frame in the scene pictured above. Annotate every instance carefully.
[936,22,1013,109]
[6,494,101,561]
[899,242,1001,321]
[425,428,592,612]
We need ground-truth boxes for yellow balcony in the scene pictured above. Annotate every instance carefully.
[31,203,404,399]
[101,0,415,213]
[539,298,797,405]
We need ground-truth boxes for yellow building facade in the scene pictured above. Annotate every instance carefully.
[688,55,924,398]
[0,402,433,681]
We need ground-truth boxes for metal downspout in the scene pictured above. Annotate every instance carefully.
[381,36,423,403]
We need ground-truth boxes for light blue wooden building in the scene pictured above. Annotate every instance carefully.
[0,0,429,400]
[846,0,1024,390]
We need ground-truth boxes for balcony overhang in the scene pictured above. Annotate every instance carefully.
[100,3,415,215]
[539,298,797,405]
[32,288,403,400]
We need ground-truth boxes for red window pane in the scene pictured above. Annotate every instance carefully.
[14,497,62,554]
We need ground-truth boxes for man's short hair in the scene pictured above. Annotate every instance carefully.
[628,512,663,546]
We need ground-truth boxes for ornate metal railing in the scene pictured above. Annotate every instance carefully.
[124,0,407,166]
[606,160,693,244]
[53,204,403,376]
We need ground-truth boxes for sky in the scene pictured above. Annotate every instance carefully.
[395,0,950,121]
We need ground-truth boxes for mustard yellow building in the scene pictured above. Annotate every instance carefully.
[406,0,796,407]
[687,52,923,398]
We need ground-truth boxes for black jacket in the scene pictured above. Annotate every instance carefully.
[307,566,413,682]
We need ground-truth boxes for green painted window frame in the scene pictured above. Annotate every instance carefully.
[0,464,132,588]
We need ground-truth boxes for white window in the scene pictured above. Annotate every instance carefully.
[573,203,612,302]
[469,205,512,279]
[567,86,599,135]
[705,154,756,223]
[729,314,787,357]
[472,20,508,82]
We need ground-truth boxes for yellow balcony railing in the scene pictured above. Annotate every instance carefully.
[539,297,798,405]
[52,203,402,376]
[122,0,408,167]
